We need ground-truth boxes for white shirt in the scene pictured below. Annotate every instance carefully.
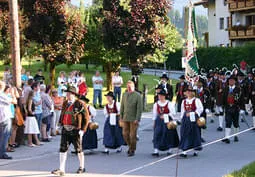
[152,100,176,120]
[180,97,204,118]
[0,92,13,123]
[103,101,120,117]
[92,76,103,90]
[112,76,123,87]
[87,105,97,119]
[57,77,67,85]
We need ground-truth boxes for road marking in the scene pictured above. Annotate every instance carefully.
[119,127,255,176]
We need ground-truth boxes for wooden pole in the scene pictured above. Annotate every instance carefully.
[9,0,21,88]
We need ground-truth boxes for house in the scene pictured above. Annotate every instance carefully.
[194,0,230,47]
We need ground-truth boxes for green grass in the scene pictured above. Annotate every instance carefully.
[225,162,255,177]
[0,60,178,111]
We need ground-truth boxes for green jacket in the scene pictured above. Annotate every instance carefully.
[120,91,142,122]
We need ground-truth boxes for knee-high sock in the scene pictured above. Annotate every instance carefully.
[253,117,255,127]
[219,116,224,128]
[225,128,231,139]
[234,127,239,135]
[78,152,84,169]
[59,152,67,172]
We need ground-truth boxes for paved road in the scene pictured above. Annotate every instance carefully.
[0,109,254,177]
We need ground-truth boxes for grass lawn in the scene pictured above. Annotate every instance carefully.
[0,59,178,111]
[225,162,255,177]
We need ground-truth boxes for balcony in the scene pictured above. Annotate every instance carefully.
[229,0,255,12]
[229,25,255,39]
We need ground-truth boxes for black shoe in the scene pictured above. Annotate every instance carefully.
[0,154,12,160]
[99,105,104,109]
[193,152,198,156]
[167,152,172,156]
[94,105,97,109]
[42,138,51,142]
[210,119,214,123]
[102,150,109,154]
[201,138,206,143]
[222,138,230,144]
[152,152,159,157]
[128,151,135,157]
[215,113,220,116]
[234,136,239,142]
[116,148,122,153]
[71,151,78,155]
[76,167,86,174]
[217,127,223,131]
[176,121,181,125]
[51,169,65,176]
[179,153,187,158]
[241,119,244,122]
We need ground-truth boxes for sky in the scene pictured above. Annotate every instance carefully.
[71,0,207,16]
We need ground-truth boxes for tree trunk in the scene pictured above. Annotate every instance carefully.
[9,0,21,88]
[105,62,113,91]
[49,62,56,88]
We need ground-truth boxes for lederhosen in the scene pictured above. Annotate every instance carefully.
[59,100,87,153]
[153,101,179,151]
[82,105,98,150]
[103,102,125,149]
[215,80,226,116]
[224,86,241,129]
[179,99,202,151]
[207,80,216,112]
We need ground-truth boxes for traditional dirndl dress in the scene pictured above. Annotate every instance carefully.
[103,102,125,149]
[82,119,98,150]
[179,99,202,151]
[153,102,179,151]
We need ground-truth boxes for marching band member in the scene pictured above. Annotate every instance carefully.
[152,90,179,156]
[159,73,174,101]
[250,72,255,129]
[175,75,188,112]
[237,72,248,123]
[215,71,227,131]
[222,75,243,144]
[103,91,124,154]
[52,86,90,176]
[179,87,204,157]
[207,74,216,116]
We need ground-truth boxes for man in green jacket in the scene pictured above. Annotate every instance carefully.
[120,81,142,157]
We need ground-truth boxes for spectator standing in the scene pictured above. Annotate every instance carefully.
[51,89,63,136]
[34,69,45,84]
[21,68,28,85]
[112,71,123,102]
[3,66,11,84]
[92,71,103,108]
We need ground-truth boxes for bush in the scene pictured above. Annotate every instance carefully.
[166,43,255,71]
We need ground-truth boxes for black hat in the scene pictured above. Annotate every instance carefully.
[186,88,196,92]
[237,71,245,77]
[219,71,225,76]
[160,73,169,81]
[207,73,213,78]
[79,95,90,103]
[158,89,167,96]
[105,91,115,99]
[155,84,164,90]
[179,75,185,80]
[228,75,237,81]
[64,86,77,94]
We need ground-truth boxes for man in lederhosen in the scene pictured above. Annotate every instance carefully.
[206,73,216,118]
[175,75,188,112]
[250,72,255,129]
[52,86,90,176]
[237,72,248,122]
[222,75,243,144]
[159,73,174,102]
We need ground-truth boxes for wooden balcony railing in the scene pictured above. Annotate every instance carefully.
[229,0,255,11]
[229,25,255,39]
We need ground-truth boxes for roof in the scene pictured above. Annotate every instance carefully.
[193,0,209,7]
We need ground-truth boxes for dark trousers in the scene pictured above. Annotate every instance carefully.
[59,128,82,153]
[177,97,184,112]
[114,87,121,102]
[225,107,239,128]
[122,121,138,152]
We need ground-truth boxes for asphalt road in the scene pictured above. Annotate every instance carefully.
[0,110,254,177]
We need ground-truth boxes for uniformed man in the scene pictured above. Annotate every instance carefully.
[222,75,243,144]
[52,86,90,176]
[237,72,248,123]
[175,75,188,112]
[207,74,216,122]
[159,73,174,101]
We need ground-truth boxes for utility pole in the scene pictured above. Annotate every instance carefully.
[9,0,21,88]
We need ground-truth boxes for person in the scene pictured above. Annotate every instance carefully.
[251,73,255,130]
[26,70,33,80]
[237,72,248,122]
[112,71,123,102]
[0,80,17,159]
[222,75,243,144]
[52,86,89,176]
[21,68,28,85]
[102,91,124,154]
[40,85,53,142]
[215,72,227,131]
[154,84,164,103]
[120,81,142,157]
[159,73,173,101]
[24,91,41,147]
[31,82,43,136]
[51,89,64,136]
[175,75,188,112]
[34,69,45,84]
[207,74,216,114]
[67,71,77,87]
[82,98,98,152]
[152,90,179,156]
[57,71,67,86]
[92,71,103,108]
[78,75,88,96]
[179,87,204,157]
[3,66,11,84]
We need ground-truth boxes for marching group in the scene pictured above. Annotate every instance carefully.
[1,65,255,176]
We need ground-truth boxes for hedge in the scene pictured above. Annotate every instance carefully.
[166,43,255,71]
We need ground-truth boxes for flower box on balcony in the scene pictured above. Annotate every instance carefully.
[238,1,245,8]
[238,30,245,36]
[246,27,255,36]
[229,2,237,9]
[230,30,237,37]
[246,0,255,7]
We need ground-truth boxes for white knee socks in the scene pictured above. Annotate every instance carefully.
[253,116,255,127]
[78,152,84,169]
[219,116,224,128]
[59,152,67,172]
[225,128,231,139]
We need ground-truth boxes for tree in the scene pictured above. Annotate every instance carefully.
[103,0,171,90]
[24,0,86,87]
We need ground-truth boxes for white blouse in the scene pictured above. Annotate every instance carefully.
[152,100,176,120]
[180,97,204,118]
[103,101,121,117]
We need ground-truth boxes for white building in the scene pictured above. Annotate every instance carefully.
[195,0,230,47]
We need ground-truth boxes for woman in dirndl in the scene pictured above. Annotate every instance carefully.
[102,91,124,154]
[152,90,179,156]
[179,87,204,157]
[24,90,41,147]
[82,97,98,152]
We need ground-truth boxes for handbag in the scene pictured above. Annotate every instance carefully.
[16,106,24,126]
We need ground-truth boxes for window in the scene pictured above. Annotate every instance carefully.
[220,18,224,30]
[246,15,255,26]
[223,0,227,6]
[227,17,230,29]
